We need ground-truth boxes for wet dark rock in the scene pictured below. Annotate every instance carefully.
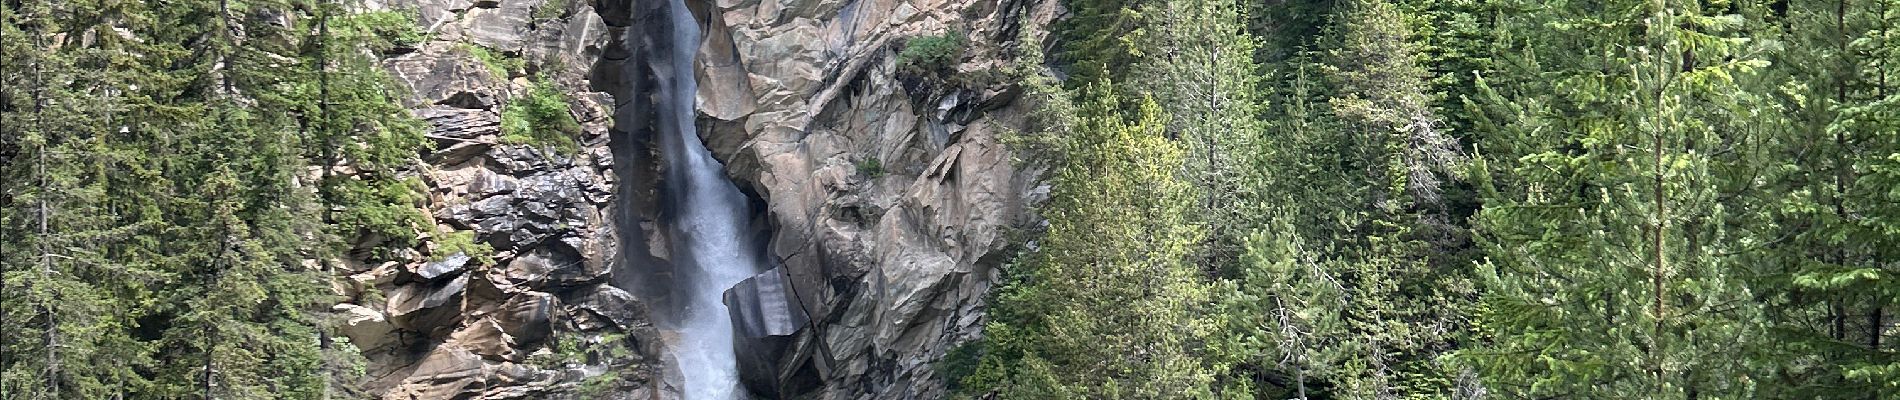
[725,266,810,338]
[356,1,660,398]
[417,252,470,280]
[469,169,518,198]
[494,292,554,345]
[564,284,650,333]
[437,91,501,110]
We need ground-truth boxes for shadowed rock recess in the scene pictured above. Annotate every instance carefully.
[343,0,1058,398]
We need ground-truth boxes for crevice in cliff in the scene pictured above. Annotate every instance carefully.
[591,0,788,397]
[593,0,678,321]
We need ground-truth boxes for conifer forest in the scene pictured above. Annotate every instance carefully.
[1,0,1897,399]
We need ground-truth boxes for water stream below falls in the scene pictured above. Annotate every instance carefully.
[655,0,767,397]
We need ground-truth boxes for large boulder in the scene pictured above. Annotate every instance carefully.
[504,240,604,288]
[336,303,399,353]
[382,347,487,400]
[386,274,469,331]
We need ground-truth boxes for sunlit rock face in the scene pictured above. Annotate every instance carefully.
[343,0,664,398]
[686,0,1063,397]
[347,0,1060,398]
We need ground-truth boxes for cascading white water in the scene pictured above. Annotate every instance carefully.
[656,0,765,398]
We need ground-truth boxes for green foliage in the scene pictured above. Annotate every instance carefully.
[0,1,438,395]
[530,332,637,397]
[326,177,429,252]
[351,10,427,52]
[968,85,1215,398]
[1457,1,1781,398]
[897,31,966,76]
[358,285,386,306]
[1246,0,1338,64]
[1138,0,1271,273]
[307,0,432,259]
[855,157,886,177]
[996,27,1077,166]
[2,3,157,396]
[1055,0,1150,88]
[1304,2,1472,396]
[500,78,583,153]
[1741,1,1900,397]
[433,229,495,265]
[1398,0,1499,138]
[9,0,1900,398]
[534,0,569,20]
[462,43,525,79]
[1213,225,1345,400]
[938,340,985,393]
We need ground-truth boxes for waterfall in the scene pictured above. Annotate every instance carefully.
[655,0,766,398]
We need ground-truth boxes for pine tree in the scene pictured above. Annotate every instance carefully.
[1230,1,1474,397]
[1245,0,1337,65]
[1215,217,1348,399]
[1058,0,1152,88]
[1751,1,1900,397]
[1,0,164,396]
[0,0,434,398]
[1139,0,1270,276]
[1463,0,1776,397]
[307,2,428,257]
[1396,0,1501,141]
[136,0,332,397]
[300,1,423,394]
[969,86,1214,398]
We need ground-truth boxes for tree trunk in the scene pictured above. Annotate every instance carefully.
[33,7,59,393]
[316,2,336,398]
[1649,4,1672,395]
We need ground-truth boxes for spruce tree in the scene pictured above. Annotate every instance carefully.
[1229,1,1473,397]
[1,0,163,396]
[1139,0,1270,275]
[1751,1,1900,397]
[969,86,1214,398]
[1463,0,1776,397]
[137,0,331,397]
[1216,218,1348,399]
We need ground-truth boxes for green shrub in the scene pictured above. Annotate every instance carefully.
[327,177,428,253]
[433,229,495,265]
[528,332,634,396]
[461,43,525,79]
[359,285,386,306]
[352,10,427,52]
[500,79,582,153]
[856,157,886,177]
[534,0,568,20]
[938,339,985,393]
[897,31,966,76]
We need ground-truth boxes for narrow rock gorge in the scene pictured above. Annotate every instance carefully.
[18,0,1895,398]
[337,0,1058,398]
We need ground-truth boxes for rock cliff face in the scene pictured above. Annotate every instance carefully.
[340,0,1058,398]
